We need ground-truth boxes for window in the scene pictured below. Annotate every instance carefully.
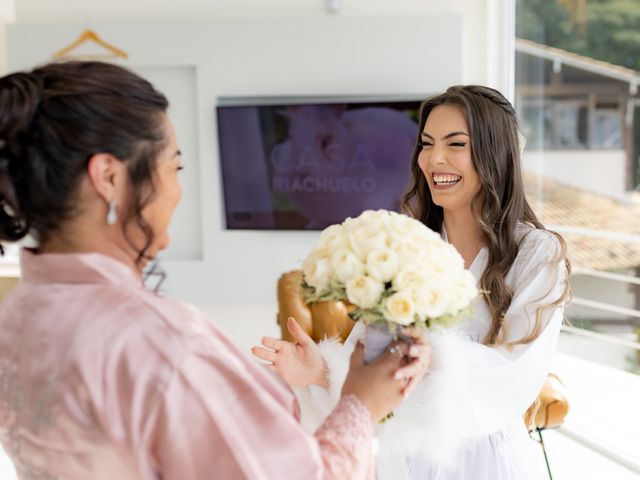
[594,97,623,148]
[516,0,640,473]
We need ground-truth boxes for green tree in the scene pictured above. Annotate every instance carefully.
[516,0,584,52]
[517,0,640,70]
[587,0,640,69]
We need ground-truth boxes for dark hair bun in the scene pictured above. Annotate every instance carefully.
[0,73,41,243]
[0,73,42,152]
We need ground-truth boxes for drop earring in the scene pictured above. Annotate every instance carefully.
[106,200,118,225]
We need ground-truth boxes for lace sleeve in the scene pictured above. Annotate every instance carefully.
[315,394,374,480]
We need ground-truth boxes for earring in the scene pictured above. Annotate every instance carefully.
[106,200,118,226]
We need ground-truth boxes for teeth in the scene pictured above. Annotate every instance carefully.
[433,174,461,185]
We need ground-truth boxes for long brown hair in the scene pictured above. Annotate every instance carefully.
[0,61,168,265]
[402,85,571,346]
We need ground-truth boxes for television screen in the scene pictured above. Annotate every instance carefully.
[217,99,421,230]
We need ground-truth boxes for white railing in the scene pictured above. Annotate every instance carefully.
[572,267,640,286]
[566,267,640,349]
[556,425,640,475]
[557,264,640,475]
[561,324,640,351]
[570,298,640,320]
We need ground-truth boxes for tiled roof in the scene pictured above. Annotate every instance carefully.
[524,171,640,271]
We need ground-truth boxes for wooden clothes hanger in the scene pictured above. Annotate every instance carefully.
[53,29,128,60]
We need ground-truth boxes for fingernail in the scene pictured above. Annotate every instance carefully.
[410,347,418,356]
[394,371,403,380]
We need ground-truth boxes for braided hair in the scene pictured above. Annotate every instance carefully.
[402,85,570,346]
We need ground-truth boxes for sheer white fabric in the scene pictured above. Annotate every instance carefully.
[298,223,567,479]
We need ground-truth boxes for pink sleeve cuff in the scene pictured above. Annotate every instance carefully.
[315,395,374,480]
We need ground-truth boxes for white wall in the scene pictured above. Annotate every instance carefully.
[0,0,15,74]
[523,149,627,200]
[7,2,514,308]
[14,0,514,96]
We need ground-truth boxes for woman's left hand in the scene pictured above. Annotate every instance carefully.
[251,317,328,388]
[394,329,432,397]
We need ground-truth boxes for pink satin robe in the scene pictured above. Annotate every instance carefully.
[0,250,373,479]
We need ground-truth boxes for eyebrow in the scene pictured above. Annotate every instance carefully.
[421,131,469,140]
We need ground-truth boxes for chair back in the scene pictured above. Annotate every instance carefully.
[277,270,356,342]
[524,373,570,431]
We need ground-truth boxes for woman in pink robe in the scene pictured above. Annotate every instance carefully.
[0,61,430,479]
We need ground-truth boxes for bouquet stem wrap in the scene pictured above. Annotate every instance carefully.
[363,323,393,364]
[364,323,404,364]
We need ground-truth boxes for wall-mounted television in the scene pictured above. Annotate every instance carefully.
[216,98,422,230]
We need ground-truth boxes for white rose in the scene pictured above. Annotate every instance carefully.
[391,215,436,239]
[413,278,452,319]
[393,267,429,294]
[330,248,365,283]
[302,253,332,294]
[345,275,385,309]
[446,270,478,315]
[340,216,359,234]
[347,227,388,260]
[366,249,399,283]
[357,209,390,225]
[422,255,449,277]
[462,270,479,300]
[319,223,341,241]
[396,238,425,264]
[440,243,465,270]
[316,224,348,252]
[384,236,403,252]
[403,219,427,236]
[384,292,416,326]
[387,222,412,247]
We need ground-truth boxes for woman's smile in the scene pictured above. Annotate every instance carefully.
[430,171,463,190]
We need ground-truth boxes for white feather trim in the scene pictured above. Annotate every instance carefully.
[318,336,352,403]
[295,329,476,471]
[376,332,472,470]
[294,336,353,432]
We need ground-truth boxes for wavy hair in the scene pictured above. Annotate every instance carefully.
[402,85,571,346]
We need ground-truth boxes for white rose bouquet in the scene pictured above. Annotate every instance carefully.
[301,209,477,362]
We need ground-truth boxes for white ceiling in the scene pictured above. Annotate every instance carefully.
[14,0,468,22]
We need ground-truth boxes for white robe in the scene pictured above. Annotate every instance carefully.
[296,223,567,479]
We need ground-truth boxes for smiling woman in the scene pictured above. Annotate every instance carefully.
[253,85,573,480]
[417,105,479,221]
[397,85,572,477]
[405,85,571,338]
